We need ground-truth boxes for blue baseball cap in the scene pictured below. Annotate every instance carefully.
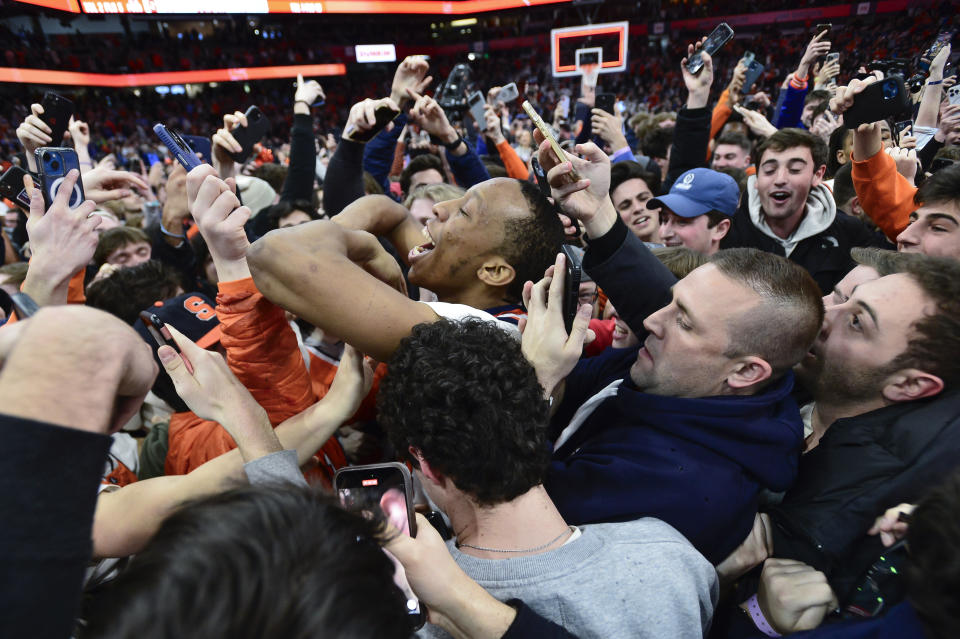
[647,168,739,218]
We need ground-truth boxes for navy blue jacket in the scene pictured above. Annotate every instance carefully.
[545,217,804,563]
[547,347,803,564]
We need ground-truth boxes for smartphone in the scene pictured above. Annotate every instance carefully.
[229,106,269,163]
[35,147,85,209]
[10,292,39,320]
[825,52,840,65]
[531,156,552,199]
[345,104,401,143]
[844,76,911,128]
[894,119,912,137]
[559,244,582,333]
[0,165,31,208]
[139,311,194,374]
[467,91,486,125]
[948,85,960,107]
[334,463,426,631]
[40,92,74,147]
[497,82,519,104]
[815,23,832,37]
[687,23,734,75]
[153,124,204,171]
[595,93,616,115]
[742,51,755,66]
[522,100,578,180]
[181,135,212,162]
[742,60,766,93]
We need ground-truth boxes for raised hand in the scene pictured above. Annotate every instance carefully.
[867,503,915,547]
[391,56,433,106]
[519,252,593,397]
[212,110,247,178]
[681,37,714,109]
[733,105,779,139]
[798,31,832,80]
[187,164,251,282]
[407,90,458,147]
[81,164,150,204]
[590,108,629,152]
[342,97,401,143]
[536,134,614,232]
[16,103,52,172]
[483,104,506,145]
[294,73,325,115]
[885,146,920,182]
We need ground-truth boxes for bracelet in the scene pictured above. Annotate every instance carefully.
[746,594,781,638]
[927,80,943,86]
[440,135,465,151]
[160,221,186,239]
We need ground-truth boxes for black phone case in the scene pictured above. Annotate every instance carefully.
[0,166,31,207]
[687,23,734,74]
[843,77,911,129]
[595,93,616,115]
[350,105,401,143]
[230,106,269,163]
[742,61,765,93]
[560,244,582,333]
[40,92,74,147]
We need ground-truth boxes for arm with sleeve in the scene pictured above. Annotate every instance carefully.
[363,113,406,195]
[851,147,917,242]
[664,106,711,191]
[323,138,367,217]
[496,139,529,180]
[771,77,808,129]
[445,138,491,188]
[278,113,317,203]
[710,88,734,141]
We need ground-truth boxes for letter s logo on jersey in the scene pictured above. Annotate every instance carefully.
[183,295,216,321]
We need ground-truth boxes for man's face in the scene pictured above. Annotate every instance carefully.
[612,178,659,241]
[896,201,960,260]
[801,99,824,128]
[822,265,880,308]
[712,144,751,170]
[409,169,444,195]
[796,274,934,404]
[756,146,823,222]
[408,197,436,226]
[106,241,151,267]
[120,190,145,214]
[658,210,727,255]
[408,178,522,296]
[632,264,762,397]
[278,210,312,229]
[879,121,894,148]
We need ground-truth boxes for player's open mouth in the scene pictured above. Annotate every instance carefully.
[409,226,436,261]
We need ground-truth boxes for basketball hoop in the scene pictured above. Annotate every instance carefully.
[579,63,601,89]
[575,47,603,88]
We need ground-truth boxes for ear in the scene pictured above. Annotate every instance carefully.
[476,256,516,289]
[811,164,827,188]
[726,356,773,392]
[850,196,863,216]
[836,148,847,165]
[711,217,732,241]
[881,369,944,404]
[408,446,448,488]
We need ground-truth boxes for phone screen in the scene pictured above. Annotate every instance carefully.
[688,23,734,74]
[335,463,425,628]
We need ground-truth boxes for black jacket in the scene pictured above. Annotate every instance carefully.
[721,203,887,294]
[766,391,960,599]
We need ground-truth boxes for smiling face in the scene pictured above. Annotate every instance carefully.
[756,145,824,227]
[631,264,763,398]
[796,274,933,403]
[612,177,660,242]
[658,210,729,256]
[711,144,751,170]
[407,178,524,299]
[896,202,960,260]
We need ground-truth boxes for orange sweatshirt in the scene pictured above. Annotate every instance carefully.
[165,277,346,484]
[851,149,917,243]
[496,139,529,180]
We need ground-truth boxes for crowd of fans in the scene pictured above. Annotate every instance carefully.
[2,4,960,639]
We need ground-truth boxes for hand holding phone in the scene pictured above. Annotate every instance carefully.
[140,311,194,374]
[523,100,577,180]
[229,106,269,162]
[497,82,520,105]
[35,147,85,209]
[343,97,402,143]
[560,244,583,333]
[841,76,910,128]
[40,92,74,147]
[154,124,204,171]
[687,23,734,75]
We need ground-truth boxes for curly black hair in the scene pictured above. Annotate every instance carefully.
[377,318,551,506]
[85,260,182,325]
[84,485,412,639]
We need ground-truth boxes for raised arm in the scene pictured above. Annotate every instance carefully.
[332,193,425,260]
[247,220,436,362]
[915,44,950,130]
[666,38,715,189]
[279,74,324,203]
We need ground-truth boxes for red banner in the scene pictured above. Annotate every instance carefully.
[0,63,347,87]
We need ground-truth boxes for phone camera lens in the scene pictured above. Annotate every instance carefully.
[50,160,60,171]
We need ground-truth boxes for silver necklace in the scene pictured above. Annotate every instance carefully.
[456,526,576,553]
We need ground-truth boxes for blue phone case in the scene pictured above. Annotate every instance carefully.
[742,60,766,93]
[35,146,85,209]
[153,123,203,171]
[181,135,213,163]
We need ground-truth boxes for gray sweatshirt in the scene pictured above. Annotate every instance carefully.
[419,518,718,639]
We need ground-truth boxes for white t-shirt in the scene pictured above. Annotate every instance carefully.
[422,301,521,338]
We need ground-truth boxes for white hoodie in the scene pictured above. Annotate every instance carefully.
[746,175,837,257]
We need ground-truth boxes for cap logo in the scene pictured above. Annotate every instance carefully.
[676,173,695,190]
[183,296,216,321]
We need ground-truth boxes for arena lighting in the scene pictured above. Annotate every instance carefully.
[449,17,478,26]
[0,63,347,87]
[18,0,572,14]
